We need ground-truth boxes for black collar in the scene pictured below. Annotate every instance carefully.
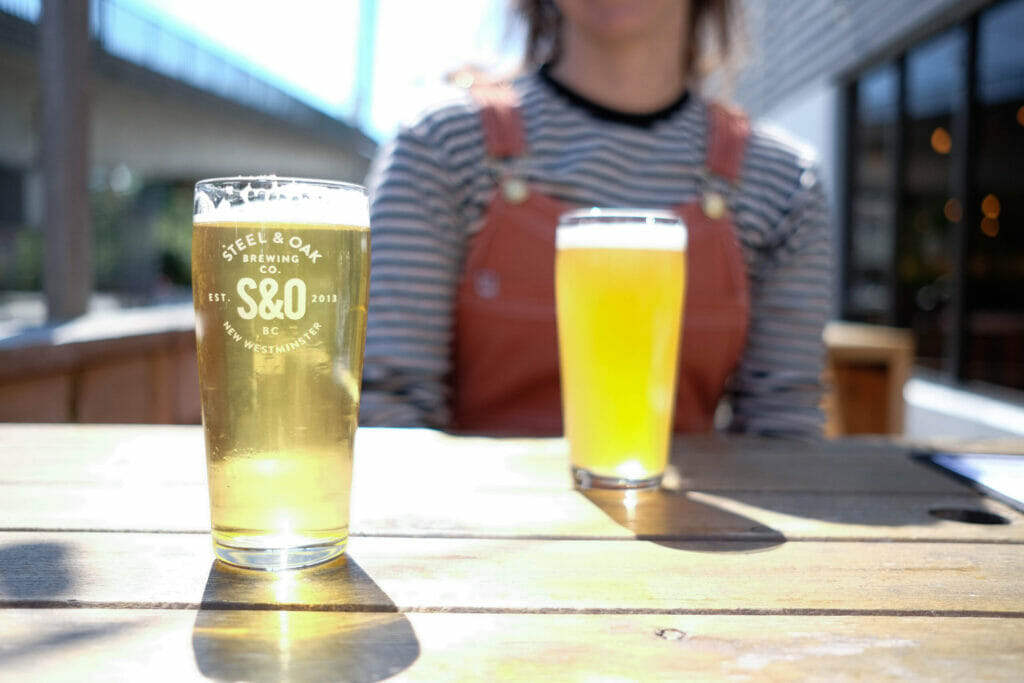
[539,63,690,129]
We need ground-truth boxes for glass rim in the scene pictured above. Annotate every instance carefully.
[557,207,683,225]
[195,175,366,194]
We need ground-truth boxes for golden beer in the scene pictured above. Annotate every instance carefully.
[192,178,369,569]
[555,210,686,489]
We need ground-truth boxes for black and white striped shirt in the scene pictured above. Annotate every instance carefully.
[361,67,832,437]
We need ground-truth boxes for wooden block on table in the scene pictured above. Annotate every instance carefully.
[824,321,914,436]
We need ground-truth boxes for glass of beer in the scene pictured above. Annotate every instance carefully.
[555,208,687,490]
[192,177,370,570]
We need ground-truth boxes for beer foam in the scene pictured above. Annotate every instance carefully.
[556,222,687,251]
[194,177,369,227]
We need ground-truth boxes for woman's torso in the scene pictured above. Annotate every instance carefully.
[449,74,752,434]
[361,67,827,434]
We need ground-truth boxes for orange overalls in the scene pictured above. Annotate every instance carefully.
[451,88,751,436]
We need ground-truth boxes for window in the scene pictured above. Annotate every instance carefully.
[0,165,24,230]
[848,64,899,322]
[971,0,1024,388]
[900,28,966,371]
[843,0,1024,392]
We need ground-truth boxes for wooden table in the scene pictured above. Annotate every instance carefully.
[1,425,1022,680]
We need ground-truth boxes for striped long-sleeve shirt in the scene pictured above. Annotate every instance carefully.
[361,67,833,438]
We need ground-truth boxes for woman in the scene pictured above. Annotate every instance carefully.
[360,0,832,438]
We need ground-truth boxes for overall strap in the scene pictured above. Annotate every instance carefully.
[707,103,750,182]
[472,86,527,159]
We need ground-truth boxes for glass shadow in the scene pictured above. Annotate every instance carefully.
[192,556,419,682]
[580,486,786,552]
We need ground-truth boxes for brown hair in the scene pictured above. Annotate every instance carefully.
[514,0,737,80]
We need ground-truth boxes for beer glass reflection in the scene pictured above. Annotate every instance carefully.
[555,209,687,490]
[192,177,370,570]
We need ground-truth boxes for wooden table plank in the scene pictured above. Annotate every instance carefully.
[571,488,1024,542]
[4,481,1022,543]
[2,610,1022,681]
[664,436,979,494]
[0,424,206,485]
[1,533,1021,615]
[5,425,1019,543]
[0,425,977,495]
[0,482,211,532]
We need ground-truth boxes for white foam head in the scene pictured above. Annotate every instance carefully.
[194,176,369,227]
[556,209,687,251]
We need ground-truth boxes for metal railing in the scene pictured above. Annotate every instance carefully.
[0,0,353,126]
[0,0,36,22]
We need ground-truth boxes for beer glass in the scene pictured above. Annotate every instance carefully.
[192,177,370,570]
[555,208,687,490]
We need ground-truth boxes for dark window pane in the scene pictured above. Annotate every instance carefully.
[0,166,35,292]
[970,0,1024,389]
[848,64,899,321]
[0,166,24,228]
[978,0,1024,105]
[900,28,967,371]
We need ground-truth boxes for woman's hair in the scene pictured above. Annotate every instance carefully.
[514,0,737,80]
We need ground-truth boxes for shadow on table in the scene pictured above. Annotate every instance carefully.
[581,488,787,552]
[0,541,74,599]
[658,437,1014,530]
[0,541,144,663]
[192,556,419,683]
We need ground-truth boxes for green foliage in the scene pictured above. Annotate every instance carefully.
[0,179,194,299]
[153,183,194,287]
[0,228,44,290]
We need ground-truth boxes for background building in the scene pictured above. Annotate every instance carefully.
[738,0,1024,433]
[0,0,375,312]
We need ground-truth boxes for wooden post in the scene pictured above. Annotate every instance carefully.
[40,0,92,322]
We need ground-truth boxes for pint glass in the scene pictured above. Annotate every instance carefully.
[555,209,687,490]
[192,177,370,570]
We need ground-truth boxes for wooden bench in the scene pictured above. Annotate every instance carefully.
[1,310,915,436]
[0,304,200,423]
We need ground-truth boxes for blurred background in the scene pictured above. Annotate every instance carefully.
[0,0,1021,437]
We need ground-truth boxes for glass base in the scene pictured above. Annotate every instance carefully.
[572,466,662,491]
[212,538,347,571]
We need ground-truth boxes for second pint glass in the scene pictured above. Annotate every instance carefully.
[192,177,370,570]
[555,209,687,490]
